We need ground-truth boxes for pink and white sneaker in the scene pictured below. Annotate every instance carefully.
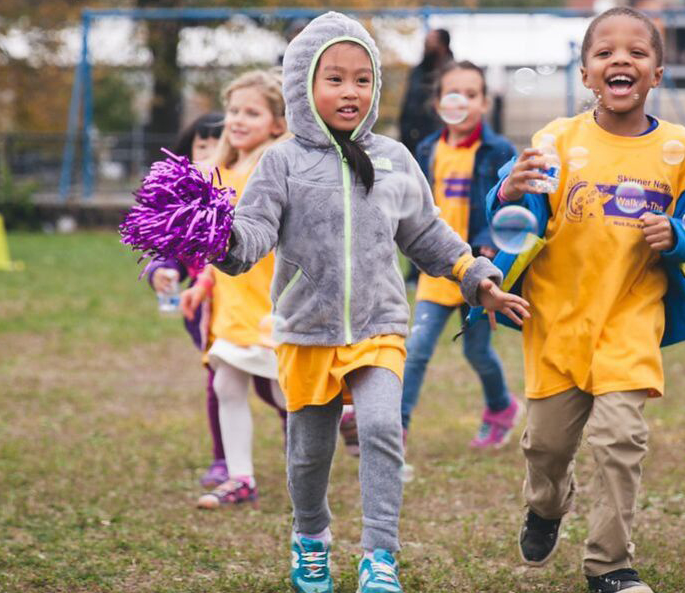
[197,476,258,510]
[470,397,522,449]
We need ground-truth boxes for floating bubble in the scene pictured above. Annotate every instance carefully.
[374,172,423,220]
[401,462,415,483]
[614,182,646,215]
[662,140,685,165]
[258,313,288,348]
[535,64,557,76]
[578,97,598,116]
[513,67,537,95]
[438,92,468,125]
[568,146,589,171]
[490,205,539,254]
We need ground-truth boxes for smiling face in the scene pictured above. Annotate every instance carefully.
[224,86,285,154]
[313,42,374,133]
[436,67,489,137]
[581,14,663,117]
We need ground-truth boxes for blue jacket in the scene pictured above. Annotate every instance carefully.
[468,158,685,347]
[414,121,516,250]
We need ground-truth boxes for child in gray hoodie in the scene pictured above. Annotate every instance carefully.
[214,12,529,593]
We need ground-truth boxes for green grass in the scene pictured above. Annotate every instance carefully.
[1,232,684,592]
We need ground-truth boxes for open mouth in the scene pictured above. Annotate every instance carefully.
[606,74,635,97]
[337,105,359,119]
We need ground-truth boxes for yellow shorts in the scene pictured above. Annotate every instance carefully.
[276,335,406,412]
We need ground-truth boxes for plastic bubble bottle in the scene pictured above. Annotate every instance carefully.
[157,269,181,315]
[531,134,561,194]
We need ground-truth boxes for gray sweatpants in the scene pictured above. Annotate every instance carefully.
[287,366,404,552]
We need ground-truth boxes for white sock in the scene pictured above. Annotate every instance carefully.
[298,527,332,546]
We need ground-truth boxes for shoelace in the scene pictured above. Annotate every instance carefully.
[301,550,327,578]
[370,560,397,583]
[605,569,639,585]
[216,479,244,494]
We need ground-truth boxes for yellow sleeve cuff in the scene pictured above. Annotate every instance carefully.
[452,253,476,283]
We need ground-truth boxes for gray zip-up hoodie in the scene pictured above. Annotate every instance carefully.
[215,11,501,346]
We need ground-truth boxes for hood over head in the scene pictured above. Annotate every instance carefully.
[282,11,382,148]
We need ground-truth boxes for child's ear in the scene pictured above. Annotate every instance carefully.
[652,66,664,88]
[580,66,590,89]
[272,117,287,137]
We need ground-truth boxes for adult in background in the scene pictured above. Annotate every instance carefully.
[399,28,454,157]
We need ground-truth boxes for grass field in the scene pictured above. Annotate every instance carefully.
[1,232,684,593]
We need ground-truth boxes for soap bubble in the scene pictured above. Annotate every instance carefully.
[438,92,468,125]
[614,182,646,215]
[374,172,423,221]
[535,64,557,76]
[401,462,415,483]
[567,146,589,171]
[578,95,599,118]
[662,140,685,165]
[491,205,539,254]
[513,68,537,95]
[258,313,288,348]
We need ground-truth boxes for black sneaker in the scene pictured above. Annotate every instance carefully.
[518,509,561,566]
[587,569,654,593]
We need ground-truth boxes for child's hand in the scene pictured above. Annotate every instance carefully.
[151,267,179,293]
[180,285,206,321]
[501,149,548,201]
[479,246,497,259]
[477,278,530,330]
[641,212,674,252]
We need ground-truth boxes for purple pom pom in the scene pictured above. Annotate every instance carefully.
[120,149,235,270]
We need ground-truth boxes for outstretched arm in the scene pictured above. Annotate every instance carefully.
[213,148,287,276]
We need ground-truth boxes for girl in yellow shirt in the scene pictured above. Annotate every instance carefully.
[402,60,521,453]
[181,70,289,509]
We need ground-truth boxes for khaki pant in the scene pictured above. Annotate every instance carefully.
[521,388,649,576]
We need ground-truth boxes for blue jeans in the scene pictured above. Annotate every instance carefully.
[401,300,511,430]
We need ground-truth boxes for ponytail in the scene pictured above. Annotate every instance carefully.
[329,128,375,194]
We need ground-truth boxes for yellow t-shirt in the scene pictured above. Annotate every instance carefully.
[416,136,481,306]
[209,167,275,348]
[522,113,685,399]
[276,335,406,412]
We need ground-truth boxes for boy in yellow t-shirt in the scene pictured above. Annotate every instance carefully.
[401,60,520,451]
[496,8,685,593]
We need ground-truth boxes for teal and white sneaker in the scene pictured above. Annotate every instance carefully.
[290,533,333,593]
[357,549,402,593]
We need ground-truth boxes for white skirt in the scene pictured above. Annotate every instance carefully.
[207,338,279,380]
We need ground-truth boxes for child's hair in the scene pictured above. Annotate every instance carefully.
[329,128,375,194]
[435,60,488,98]
[210,68,288,170]
[581,7,663,67]
[316,41,375,194]
[173,112,224,159]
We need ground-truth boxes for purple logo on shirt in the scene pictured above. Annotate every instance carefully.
[597,184,673,218]
[443,177,471,199]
